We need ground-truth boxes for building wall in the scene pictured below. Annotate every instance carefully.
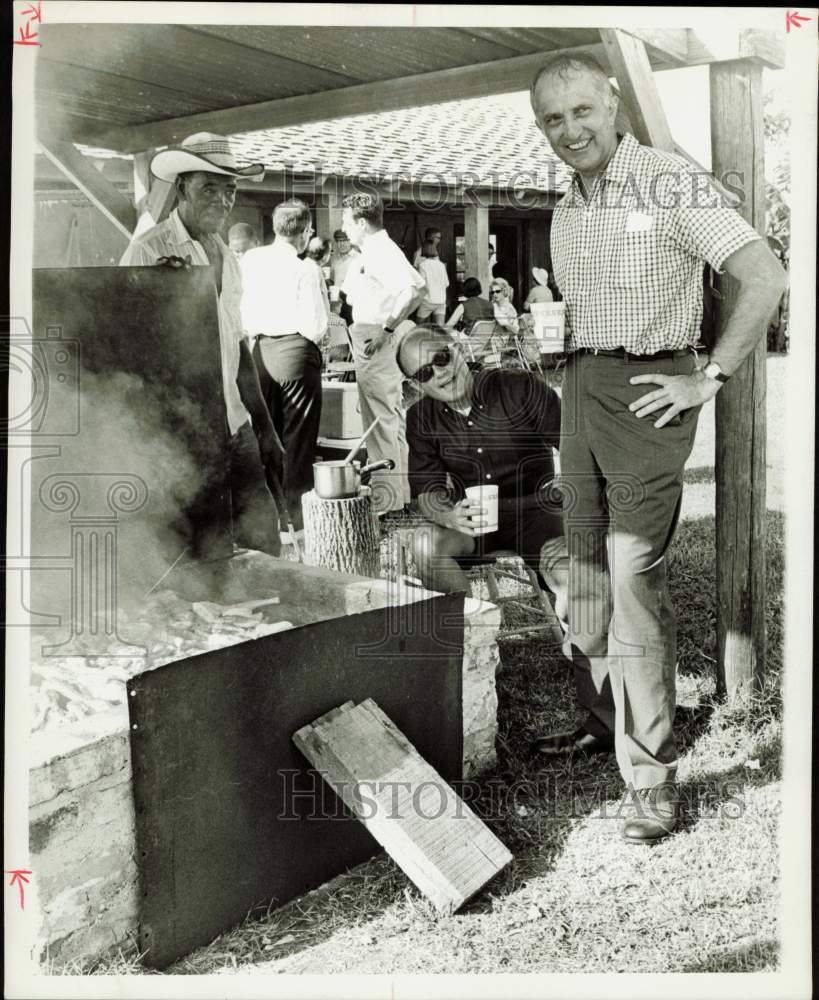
[34,193,130,268]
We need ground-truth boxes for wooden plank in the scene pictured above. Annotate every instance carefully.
[710,60,767,704]
[37,139,136,239]
[293,699,512,913]
[600,29,675,152]
[89,43,619,153]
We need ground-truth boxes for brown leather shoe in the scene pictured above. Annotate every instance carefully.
[621,783,680,844]
[530,726,614,758]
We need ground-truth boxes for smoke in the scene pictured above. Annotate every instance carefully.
[29,367,214,643]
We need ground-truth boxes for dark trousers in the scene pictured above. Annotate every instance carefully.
[229,420,281,557]
[560,350,700,789]
[253,335,322,530]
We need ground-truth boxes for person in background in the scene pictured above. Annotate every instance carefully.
[308,235,352,364]
[523,267,554,310]
[228,222,259,259]
[412,227,443,268]
[120,132,284,558]
[445,276,494,331]
[304,236,333,318]
[329,229,360,326]
[240,200,328,530]
[341,192,426,515]
[415,240,450,325]
[490,277,519,334]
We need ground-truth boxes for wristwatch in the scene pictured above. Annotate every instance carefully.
[383,325,395,334]
[702,361,730,383]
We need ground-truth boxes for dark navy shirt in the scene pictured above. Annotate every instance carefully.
[406,369,561,525]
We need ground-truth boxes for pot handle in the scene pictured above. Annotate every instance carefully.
[360,458,396,476]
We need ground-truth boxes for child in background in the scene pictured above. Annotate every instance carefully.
[415,241,450,326]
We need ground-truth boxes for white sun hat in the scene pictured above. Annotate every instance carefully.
[150,132,265,182]
[532,267,550,287]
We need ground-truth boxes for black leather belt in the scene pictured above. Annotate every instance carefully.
[576,347,692,361]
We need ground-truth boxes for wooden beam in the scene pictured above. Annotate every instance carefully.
[464,203,490,295]
[90,43,624,154]
[686,28,785,71]
[710,59,767,704]
[600,29,675,152]
[131,150,177,234]
[626,28,689,65]
[37,139,136,239]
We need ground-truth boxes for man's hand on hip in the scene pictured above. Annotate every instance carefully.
[629,370,721,428]
[362,329,390,358]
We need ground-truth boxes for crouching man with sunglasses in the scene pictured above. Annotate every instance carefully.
[397,325,568,618]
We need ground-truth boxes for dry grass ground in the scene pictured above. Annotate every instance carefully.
[62,357,788,978]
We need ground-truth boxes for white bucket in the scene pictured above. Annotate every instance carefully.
[531,301,566,353]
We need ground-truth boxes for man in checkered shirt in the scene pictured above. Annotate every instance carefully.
[528,54,786,844]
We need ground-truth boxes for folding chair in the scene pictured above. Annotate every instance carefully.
[463,319,503,368]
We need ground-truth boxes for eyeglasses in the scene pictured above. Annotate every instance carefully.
[409,347,452,383]
[490,288,502,296]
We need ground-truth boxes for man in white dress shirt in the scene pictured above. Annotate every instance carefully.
[241,199,328,529]
[341,193,425,514]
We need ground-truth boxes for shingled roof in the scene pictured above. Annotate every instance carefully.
[223,93,571,193]
[76,92,571,195]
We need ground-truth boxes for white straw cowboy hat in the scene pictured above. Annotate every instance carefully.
[532,267,550,287]
[150,132,265,182]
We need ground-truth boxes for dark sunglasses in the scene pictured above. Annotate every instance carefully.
[409,346,452,383]
[489,287,502,295]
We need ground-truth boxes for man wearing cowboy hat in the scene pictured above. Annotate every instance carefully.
[120,133,284,557]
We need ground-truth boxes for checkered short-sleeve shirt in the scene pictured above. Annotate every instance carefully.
[551,133,761,354]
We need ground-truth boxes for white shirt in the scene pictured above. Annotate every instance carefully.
[418,258,449,305]
[240,240,328,345]
[329,247,360,287]
[342,228,425,327]
[119,208,248,436]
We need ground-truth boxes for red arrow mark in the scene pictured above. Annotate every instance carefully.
[22,1,42,23]
[786,10,812,31]
[5,870,32,910]
[13,20,40,45]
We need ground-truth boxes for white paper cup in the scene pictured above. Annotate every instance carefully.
[329,285,341,303]
[531,301,566,353]
[464,484,499,535]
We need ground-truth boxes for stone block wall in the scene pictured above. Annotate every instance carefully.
[29,561,501,967]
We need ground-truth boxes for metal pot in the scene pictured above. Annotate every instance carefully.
[312,458,395,500]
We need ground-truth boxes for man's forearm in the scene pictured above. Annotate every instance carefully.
[710,245,787,375]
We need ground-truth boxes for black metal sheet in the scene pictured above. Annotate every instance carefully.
[127,593,465,968]
[31,266,232,563]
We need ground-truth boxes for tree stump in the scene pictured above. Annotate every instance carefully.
[302,490,381,577]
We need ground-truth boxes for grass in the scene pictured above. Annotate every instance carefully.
[63,506,785,978]
[57,356,789,978]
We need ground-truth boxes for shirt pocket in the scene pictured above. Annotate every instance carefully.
[608,231,662,288]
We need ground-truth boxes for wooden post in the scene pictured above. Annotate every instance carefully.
[464,202,490,296]
[710,59,767,702]
[38,138,137,239]
[600,29,675,152]
[315,176,345,240]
